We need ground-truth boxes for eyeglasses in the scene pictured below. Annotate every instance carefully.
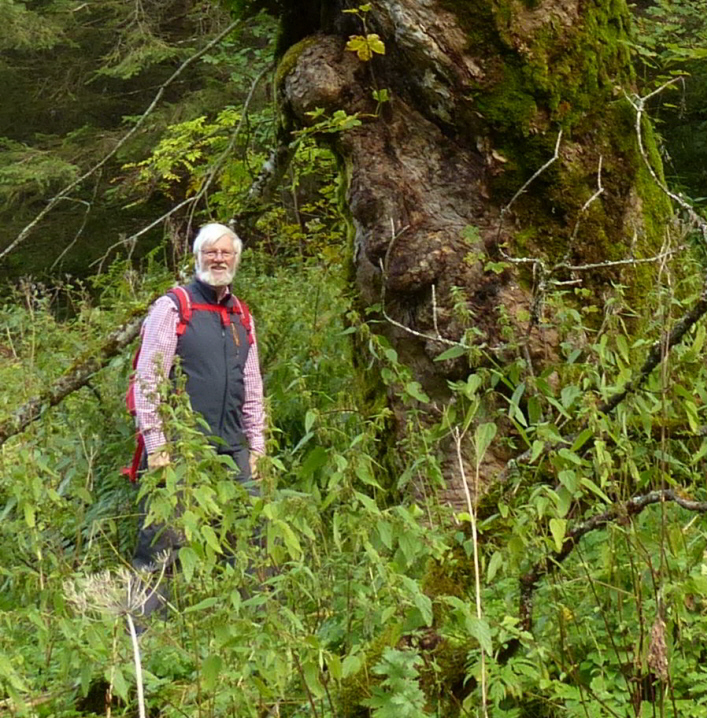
[202,249,235,259]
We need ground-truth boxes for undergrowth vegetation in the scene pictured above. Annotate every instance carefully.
[5,2,707,717]
[3,218,707,717]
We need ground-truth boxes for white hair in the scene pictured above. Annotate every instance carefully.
[192,223,243,267]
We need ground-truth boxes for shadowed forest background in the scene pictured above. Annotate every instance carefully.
[4,0,707,716]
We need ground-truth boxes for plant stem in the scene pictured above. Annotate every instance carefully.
[125,613,146,718]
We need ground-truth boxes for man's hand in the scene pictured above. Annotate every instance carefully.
[147,449,171,470]
[249,452,263,479]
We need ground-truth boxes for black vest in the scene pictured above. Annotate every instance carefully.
[170,279,251,452]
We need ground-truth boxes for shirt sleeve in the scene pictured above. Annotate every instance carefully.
[135,296,179,455]
[242,316,266,455]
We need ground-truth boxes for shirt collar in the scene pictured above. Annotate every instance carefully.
[193,276,232,304]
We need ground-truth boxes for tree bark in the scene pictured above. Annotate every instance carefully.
[274,0,671,503]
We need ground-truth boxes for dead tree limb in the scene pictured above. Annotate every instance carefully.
[598,285,707,414]
[518,488,707,635]
[0,312,146,446]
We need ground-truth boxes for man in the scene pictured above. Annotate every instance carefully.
[132,222,266,571]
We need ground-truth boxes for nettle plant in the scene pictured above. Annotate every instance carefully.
[433,256,707,715]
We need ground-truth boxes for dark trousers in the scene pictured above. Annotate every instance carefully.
[132,447,258,615]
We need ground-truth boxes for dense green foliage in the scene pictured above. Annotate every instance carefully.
[5,218,707,717]
[4,1,707,717]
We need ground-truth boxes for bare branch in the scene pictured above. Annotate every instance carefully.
[50,194,95,270]
[0,18,246,263]
[502,130,563,220]
[556,247,683,273]
[0,300,161,446]
[598,284,707,414]
[558,155,604,265]
[625,78,707,241]
[519,488,707,633]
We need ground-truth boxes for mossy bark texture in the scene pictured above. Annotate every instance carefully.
[276,0,669,501]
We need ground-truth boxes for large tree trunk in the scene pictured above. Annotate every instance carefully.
[274,0,670,505]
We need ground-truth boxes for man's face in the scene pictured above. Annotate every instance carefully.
[196,234,237,287]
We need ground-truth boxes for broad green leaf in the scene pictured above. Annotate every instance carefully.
[487,551,503,582]
[685,400,699,432]
[530,440,545,463]
[556,486,572,518]
[549,518,567,553]
[508,382,526,425]
[558,448,583,466]
[300,446,328,477]
[179,546,198,582]
[355,461,383,488]
[558,470,577,494]
[377,519,394,550]
[466,615,493,655]
[185,596,220,613]
[328,655,342,681]
[304,409,316,433]
[278,520,302,560]
[690,439,707,465]
[111,667,129,702]
[560,384,581,409]
[616,335,630,363]
[23,503,35,528]
[342,654,363,677]
[405,381,430,402]
[201,524,223,554]
[474,422,497,463]
[434,344,466,361]
[580,477,612,503]
[571,428,594,452]
[202,655,222,692]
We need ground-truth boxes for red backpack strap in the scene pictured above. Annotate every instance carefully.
[234,297,254,346]
[167,286,192,335]
[121,433,145,483]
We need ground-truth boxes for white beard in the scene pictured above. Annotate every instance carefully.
[196,265,235,287]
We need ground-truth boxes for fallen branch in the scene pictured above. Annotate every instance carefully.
[599,284,707,414]
[518,488,707,634]
[0,306,154,446]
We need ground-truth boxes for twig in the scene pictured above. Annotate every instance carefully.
[0,18,245,263]
[500,130,563,228]
[559,155,604,265]
[50,193,95,270]
[624,78,706,239]
[555,247,682,273]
